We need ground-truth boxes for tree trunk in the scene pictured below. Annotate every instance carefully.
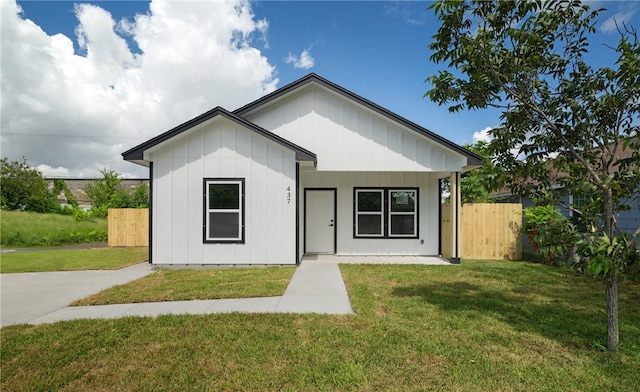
[603,189,618,351]
[606,270,619,351]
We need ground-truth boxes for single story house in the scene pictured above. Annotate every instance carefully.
[122,73,481,266]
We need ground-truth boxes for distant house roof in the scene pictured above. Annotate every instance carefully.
[122,106,317,167]
[493,140,637,197]
[234,73,483,168]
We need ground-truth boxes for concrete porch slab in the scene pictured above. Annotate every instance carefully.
[301,254,453,265]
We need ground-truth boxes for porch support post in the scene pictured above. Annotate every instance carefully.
[450,171,461,264]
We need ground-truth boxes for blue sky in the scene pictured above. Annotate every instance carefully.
[2,0,638,177]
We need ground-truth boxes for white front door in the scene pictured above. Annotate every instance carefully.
[305,189,336,254]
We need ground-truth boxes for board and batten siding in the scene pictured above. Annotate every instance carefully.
[151,117,297,265]
[247,86,467,173]
[299,171,440,258]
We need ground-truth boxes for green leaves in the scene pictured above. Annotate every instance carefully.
[85,169,149,217]
[427,0,639,241]
[578,234,628,279]
[522,205,578,265]
[0,157,55,213]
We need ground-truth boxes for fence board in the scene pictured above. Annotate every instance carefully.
[108,208,149,247]
[441,203,522,260]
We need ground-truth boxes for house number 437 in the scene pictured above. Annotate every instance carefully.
[286,186,291,204]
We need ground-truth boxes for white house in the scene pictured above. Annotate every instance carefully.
[123,74,481,266]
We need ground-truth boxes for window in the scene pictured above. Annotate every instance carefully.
[389,190,417,237]
[355,190,384,236]
[570,192,589,232]
[204,179,244,243]
[354,188,418,238]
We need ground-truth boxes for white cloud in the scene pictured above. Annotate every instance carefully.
[284,48,315,69]
[383,2,425,26]
[472,127,493,143]
[601,5,638,33]
[36,164,71,178]
[1,0,277,178]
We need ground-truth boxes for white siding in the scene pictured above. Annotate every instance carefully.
[247,87,468,173]
[150,117,297,265]
[300,171,441,257]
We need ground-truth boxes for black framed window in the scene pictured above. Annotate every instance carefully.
[204,178,244,243]
[355,189,384,236]
[354,188,418,238]
[389,190,417,236]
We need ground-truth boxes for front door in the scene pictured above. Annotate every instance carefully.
[305,189,336,254]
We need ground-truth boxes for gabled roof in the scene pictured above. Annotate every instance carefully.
[122,106,317,167]
[234,73,483,167]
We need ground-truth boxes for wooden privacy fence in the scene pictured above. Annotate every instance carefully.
[108,208,149,247]
[441,203,522,260]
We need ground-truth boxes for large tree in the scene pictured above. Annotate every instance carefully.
[426,0,639,351]
[0,157,54,213]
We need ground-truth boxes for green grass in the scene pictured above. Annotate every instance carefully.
[1,210,107,247]
[71,267,296,305]
[0,247,148,273]
[2,260,639,391]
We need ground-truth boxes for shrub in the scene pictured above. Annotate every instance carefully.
[522,205,578,265]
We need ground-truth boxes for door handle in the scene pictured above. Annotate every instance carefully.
[329,224,334,227]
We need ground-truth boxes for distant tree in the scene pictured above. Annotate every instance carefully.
[441,141,502,203]
[460,141,501,203]
[426,0,639,351]
[0,157,54,212]
[130,183,149,208]
[85,169,122,208]
[85,169,148,216]
[85,169,129,217]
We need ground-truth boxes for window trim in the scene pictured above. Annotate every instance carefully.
[388,189,418,238]
[203,178,245,244]
[353,187,419,239]
[354,189,385,238]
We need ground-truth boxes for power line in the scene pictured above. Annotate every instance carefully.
[0,131,148,139]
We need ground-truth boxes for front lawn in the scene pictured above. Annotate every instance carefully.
[71,267,296,305]
[0,247,148,273]
[1,260,638,391]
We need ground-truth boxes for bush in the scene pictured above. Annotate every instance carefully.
[522,205,578,265]
[73,208,93,222]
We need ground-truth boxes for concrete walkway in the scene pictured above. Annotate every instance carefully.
[0,263,155,327]
[2,262,354,326]
[2,256,451,326]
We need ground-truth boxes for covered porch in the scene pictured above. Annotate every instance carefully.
[301,254,453,265]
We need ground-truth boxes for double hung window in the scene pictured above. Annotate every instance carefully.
[355,190,384,237]
[354,188,418,238]
[204,179,244,243]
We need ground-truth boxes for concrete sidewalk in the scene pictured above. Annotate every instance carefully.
[5,262,354,326]
[0,263,155,327]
